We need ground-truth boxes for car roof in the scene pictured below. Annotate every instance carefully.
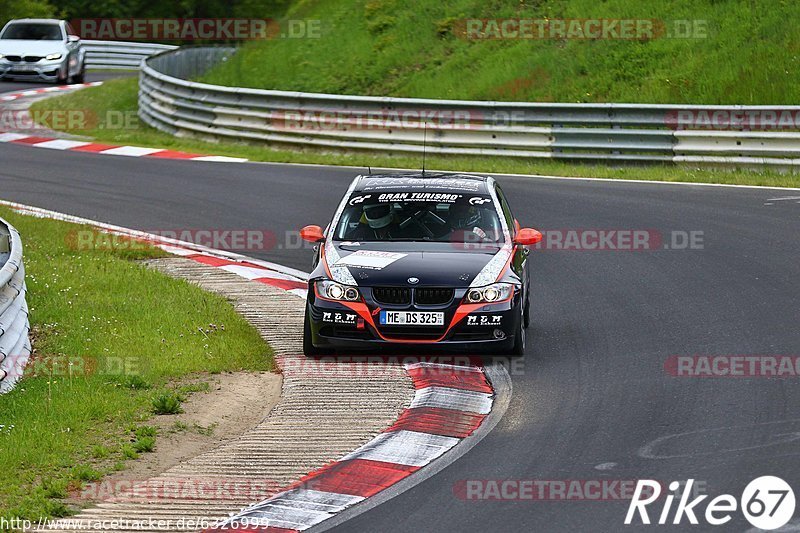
[5,19,64,24]
[353,172,492,195]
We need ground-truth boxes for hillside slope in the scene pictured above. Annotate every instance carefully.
[200,0,800,104]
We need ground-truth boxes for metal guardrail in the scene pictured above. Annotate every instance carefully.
[82,40,177,70]
[139,46,800,168]
[0,217,30,394]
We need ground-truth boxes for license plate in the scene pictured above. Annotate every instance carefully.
[379,311,444,326]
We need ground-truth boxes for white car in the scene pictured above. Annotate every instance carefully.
[0,19,86,84]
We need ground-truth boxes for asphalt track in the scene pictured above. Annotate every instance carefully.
[2,78,800,531]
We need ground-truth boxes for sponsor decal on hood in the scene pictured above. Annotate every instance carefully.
[334,250,407,270]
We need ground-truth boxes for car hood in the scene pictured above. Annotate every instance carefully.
[0,40,66,56]
[329,242,501,287]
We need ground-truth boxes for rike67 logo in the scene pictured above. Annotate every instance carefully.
[626,477,795,530]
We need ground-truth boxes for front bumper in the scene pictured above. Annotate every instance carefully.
[307,285,522,352]
[0,59,66,82]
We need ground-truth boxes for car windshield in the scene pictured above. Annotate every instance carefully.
[334,191,505,243]
[1,23,62,40]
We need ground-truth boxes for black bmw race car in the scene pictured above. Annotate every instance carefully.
[300,172,542,356]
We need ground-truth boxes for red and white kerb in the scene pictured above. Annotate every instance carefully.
[207,362,494,532]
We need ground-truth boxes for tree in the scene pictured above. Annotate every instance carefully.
[1,0,56,26]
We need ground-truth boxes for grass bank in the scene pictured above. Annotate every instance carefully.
[0,206,273,521]
[201,0,800,105]
[29,79,800,188]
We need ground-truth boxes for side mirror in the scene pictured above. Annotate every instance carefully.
[300,225,325,243]
[514,228,543,246]
[68,35,80,43]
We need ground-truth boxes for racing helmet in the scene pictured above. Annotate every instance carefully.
[450,203,481,228]
[363,203,393,229]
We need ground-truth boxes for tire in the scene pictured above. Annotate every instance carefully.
[523,287,531,329]
[56,68,68,85]
[303,311,331,357]
[73,64,85,84]
[510,305,526,356]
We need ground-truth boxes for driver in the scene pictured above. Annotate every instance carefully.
[352,202,400,240]
[448,203,491,242]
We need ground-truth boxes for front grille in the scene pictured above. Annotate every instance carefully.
[373,287,411,305]
[5,56,22,62]
[23,56,42,63]
[415,288,454,305]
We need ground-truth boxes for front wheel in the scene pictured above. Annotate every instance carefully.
[303,311,331,357]
[72,64,85,84]
[510,305,526,356]
[523,288,531,329]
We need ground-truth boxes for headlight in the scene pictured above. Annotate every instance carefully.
[45,53,62,60]
[316,280,360,302]
[465,283,514,304]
